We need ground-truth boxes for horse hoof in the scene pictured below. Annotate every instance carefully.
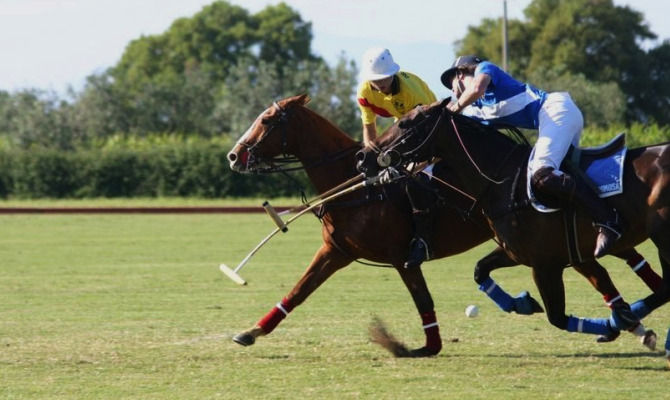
[596,330,620,343]
[513,291,544,315]
[641,330,656,351]
[232,333,255,346]
[408,346,440,358]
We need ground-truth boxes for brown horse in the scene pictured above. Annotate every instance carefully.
[356,98,669,342]
[226,95,656,355]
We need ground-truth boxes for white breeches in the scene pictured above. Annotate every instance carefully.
[528,92,584,175]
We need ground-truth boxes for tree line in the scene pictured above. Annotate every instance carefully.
[1,0,669,198]
[0,1,359,151]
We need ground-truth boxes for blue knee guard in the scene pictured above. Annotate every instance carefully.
[631,300,651,319]
[478,277,514,312]
[567,316,614,335]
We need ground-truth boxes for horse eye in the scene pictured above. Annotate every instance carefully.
[261,118,271,125]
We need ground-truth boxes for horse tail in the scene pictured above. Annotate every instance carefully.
[368,316,411,357]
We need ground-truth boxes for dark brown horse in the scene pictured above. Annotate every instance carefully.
[226,95,656,355]
[357,99,669,343]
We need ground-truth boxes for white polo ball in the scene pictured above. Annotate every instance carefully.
[465,304,479,318]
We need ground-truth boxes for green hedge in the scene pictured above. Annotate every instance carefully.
[0,144,310,199]
[581,122,670,147]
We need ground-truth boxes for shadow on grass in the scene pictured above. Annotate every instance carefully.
[435,351,664,361]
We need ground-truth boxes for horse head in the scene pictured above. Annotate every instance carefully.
[227,94,310,173]
[356,98,450,177]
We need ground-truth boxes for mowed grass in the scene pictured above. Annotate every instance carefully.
[0,208,668,399]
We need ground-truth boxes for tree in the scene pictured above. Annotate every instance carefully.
[527,68,626,127]
[214,55,359,139]
[456,0,666,124]
[456,18,533,78]
[0,89,78,149]
[98,0,340,137]
[252,3,315,66]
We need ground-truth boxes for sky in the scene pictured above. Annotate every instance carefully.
[1,0,668,100]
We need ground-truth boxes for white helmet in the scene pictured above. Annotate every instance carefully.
[360,47,400,81]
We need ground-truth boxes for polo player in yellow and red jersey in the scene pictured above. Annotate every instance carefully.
[356,47,437,270]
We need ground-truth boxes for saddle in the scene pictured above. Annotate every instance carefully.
[528,132,627,213]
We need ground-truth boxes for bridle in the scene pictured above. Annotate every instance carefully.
[380,106,521,186]
[376,106,446,167]
[235,102,300,173]
[236,101,359,174]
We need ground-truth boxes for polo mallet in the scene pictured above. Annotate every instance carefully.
[275,173,365,217]
[220,175,376,285]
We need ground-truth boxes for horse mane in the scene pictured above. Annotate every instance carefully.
[289,100,360,149]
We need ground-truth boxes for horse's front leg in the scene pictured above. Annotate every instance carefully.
[474,246,543,315]
[531,265,629,338]
[233,243,352,346]
[394,265,441,357]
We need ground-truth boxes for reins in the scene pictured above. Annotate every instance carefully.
[449,115,508,185]
[382,109,446,161]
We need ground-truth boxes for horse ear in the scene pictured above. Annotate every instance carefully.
[296,93,311,106]
[441,97,451,108]
[279,94,311,109]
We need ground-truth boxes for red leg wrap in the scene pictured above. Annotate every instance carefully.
[420,311,442,352]
[258,298,294,334]
[627,253,664,293]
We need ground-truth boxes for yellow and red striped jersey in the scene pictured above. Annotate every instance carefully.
[357,71,436,125]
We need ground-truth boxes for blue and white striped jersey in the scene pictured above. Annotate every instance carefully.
[464,62,547,129]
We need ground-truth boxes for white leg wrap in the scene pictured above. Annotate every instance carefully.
[630,323,645,337]
[423,322,439,330]
[276,302,288,316]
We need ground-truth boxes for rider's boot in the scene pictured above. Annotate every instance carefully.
[532,166,622,258]
[404,210,433,269]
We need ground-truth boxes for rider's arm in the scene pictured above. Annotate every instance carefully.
[454,73,491,112]
[362,123,377,147]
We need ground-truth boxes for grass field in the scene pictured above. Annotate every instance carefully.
[1,204,668,399]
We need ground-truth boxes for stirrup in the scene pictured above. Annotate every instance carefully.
[404,238,429,269]
[593,222,622,258]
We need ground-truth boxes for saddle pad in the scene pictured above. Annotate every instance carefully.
[527,147,626,213]
[582,147,626,198]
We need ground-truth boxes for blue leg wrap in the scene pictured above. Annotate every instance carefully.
[665,327,670,353]
[630,300,651,319]
[567,316,614,335]
[478,277,514,312]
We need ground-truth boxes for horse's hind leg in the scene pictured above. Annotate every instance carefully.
[613,248,663,293]
[474,246,543,314]
[614,209,670,335]
[233,243,352,346]
[646,208,670,360]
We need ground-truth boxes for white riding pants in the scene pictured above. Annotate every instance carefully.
[528,92,584,175]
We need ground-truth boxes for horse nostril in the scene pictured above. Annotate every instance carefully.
[227,152,237,163]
